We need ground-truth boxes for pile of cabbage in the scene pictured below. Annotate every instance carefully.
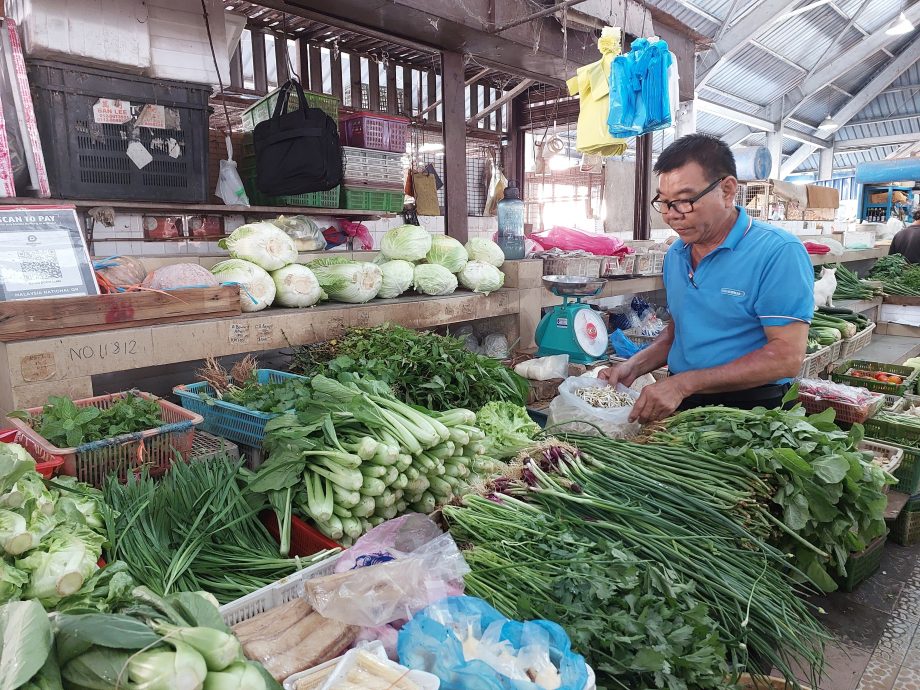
[0,443,107,609]
[377,225,506,298]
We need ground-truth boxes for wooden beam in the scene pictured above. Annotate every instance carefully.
[480,86,490,130]
[297,39,309,84]
[427,70,438,123]
[442,51,468,242]
[331,50,344,102]
[495,92,503,133]
[492,0,589,33]
[309,45,323,92]
[469,83,479,123]
[229,46,243,89]
[368,60,381,111]
[385,62,398,114]
[350,53,363,109]
[402,65,414,115]
[275,34,289,83]
[251,30,268,93]
[418,67,490,118]
[468,79,534,126]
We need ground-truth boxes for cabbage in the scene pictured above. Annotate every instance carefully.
[307,258,382,303]
[128,641,208,690]
[414,263,457,296]
[377,260,415,299]
[270,264,322,308]
[459,261,505,295]
[476,401,540,459]
[202,662,272,690]
[0,560,28,603]
[210,260,276,313]
[426,235,468,272]
[381,225,432,261]
[0,509,31,556]
[17,526,104,605]
[465,238,505,267]
[218,222,297,271]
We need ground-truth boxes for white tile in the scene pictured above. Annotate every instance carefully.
[224,215,246,233]
[92,242,117,257]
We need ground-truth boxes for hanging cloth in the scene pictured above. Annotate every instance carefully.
[566,27,629,157]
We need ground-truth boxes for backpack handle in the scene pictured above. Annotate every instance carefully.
[272,78,310,120]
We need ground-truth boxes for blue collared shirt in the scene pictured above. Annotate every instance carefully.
[662,207,814,382]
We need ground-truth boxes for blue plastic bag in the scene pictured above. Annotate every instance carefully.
[398,596,589,690]
[610,328,644,357]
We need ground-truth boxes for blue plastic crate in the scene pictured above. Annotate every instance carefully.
[173,370,307,448]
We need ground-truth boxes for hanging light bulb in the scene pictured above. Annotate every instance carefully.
[817,115,838,132]
[886,11,914,36]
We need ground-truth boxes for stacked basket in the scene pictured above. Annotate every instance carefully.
[339,112,410,212]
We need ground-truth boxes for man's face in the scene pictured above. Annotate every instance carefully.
[655,162,736,246]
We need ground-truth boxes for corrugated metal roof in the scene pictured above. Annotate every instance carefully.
[707,43,805,105]
[846,91,920,124]
[797,145,903,173]
[791,87,851,127]
[646,0,744,34]
[697,87,768,115]
[757,5,849,71]
[844,0,913,33]
[891,61,920,88]
[695,111,739,136]
[832,50,891,93]
[839,117,920,141]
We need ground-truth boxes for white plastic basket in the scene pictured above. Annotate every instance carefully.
[219,553,339,627]
[342,146,407,189]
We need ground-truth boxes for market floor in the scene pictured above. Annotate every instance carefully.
[801,541,920,689]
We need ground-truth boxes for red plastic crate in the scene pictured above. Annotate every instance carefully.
[0,429,64,478]
[259,510,340,556]
[339,112,408,152]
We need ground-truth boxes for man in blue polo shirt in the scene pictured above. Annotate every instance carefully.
[601,134,814,422]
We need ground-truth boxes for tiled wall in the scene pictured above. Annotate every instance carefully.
[90,213,498,258]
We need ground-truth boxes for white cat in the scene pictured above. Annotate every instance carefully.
[813,266,837,309]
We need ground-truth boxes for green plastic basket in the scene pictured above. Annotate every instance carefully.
[867,439,920,495]
[244,176,340,209]
[342,186,405,212]
[241,87,339,131]
[893,496,920,546]
[838,534,886,592]
[831,359,919,396]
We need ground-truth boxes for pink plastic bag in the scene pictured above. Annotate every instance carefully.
[340,219,374,250]
[531,225,631,256]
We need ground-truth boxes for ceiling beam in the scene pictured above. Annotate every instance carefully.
[835,132,920,149]
[784,128,829,147]
[467,78,534,124]
[695,0,801,87]
[723,124,754,147]
[696,99,777,131]
[783,2,920,117]
[671,0,721,25]
[780,144,818,178]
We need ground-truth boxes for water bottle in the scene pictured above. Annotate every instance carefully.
[497,182,525,260]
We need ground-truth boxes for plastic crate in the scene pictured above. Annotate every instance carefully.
[859,439,904,493]
[831,358,918,396]
[188,431,239,463]
[869,440,920,495]
[244,175,340,209]
[219,552,339,626]
[342,146,406,189]
[541,255,603,278]
[241,87,339,131]
[887,393,920,414]
[839,323,876,360]
[339,112,409,152]
[624,327,665,347]
[601,254,636,277]
[634,251,666,276]
[865,412,920,448]
[27,59,209,202]
[7,391,201,488]
[799,345,835,379]
[893,496,920,546]
[260,510,340,555]
[838,533,886,592]
[342,186,405,212]
[797,389,885,425]
[0,429,64,478]
[173,369,307,448]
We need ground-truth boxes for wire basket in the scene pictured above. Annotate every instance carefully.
[839,323,876,360]
[342,146,406,190]
[796,389,885,425]
[541,255,603,278]
[600,254,636,277]
[7,391,201,488]
[173,370,307,448]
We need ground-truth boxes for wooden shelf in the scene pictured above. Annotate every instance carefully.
[0,198,393,219]
[543,275,664,307]
[811,247,888,266]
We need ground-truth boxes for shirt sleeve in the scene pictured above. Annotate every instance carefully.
[753,241,814,327]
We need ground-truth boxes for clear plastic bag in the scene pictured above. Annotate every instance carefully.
[272,215,326,251]
[397,596,589,690]
[318,641,440,690]
[546,375,640,437]
[305,515,469,628]
[215,136,250,206]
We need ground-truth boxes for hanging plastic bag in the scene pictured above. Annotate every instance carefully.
[398,596,590,690]
[546,375,640,437]
[215,135,250,206]
[340,219,375,251]
[531,226,629,256]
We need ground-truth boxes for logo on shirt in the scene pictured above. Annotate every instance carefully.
[721,287,746,297]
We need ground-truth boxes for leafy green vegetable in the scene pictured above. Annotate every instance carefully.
[205,375,313,414]
[17,526,106,607]
[0,600,52,690]
[290,324,528,411]
[475,402,540,459]
[868,254,920,296]
[10,394,163,448]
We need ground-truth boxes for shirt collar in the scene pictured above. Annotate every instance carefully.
[673,206,750,255]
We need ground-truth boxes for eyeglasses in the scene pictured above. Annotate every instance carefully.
[651,176,726,214]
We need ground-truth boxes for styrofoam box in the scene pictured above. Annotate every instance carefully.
[7,0,151,71]
[147,0,230,85]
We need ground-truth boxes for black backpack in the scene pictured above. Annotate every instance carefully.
[253,78,343,195]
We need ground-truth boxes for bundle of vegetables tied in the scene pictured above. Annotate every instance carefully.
[868,253,920,296]
[247,373,508,546]
[446,435,828,690]
[653,397,893,592]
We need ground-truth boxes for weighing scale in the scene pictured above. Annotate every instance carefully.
[536,275,609,365]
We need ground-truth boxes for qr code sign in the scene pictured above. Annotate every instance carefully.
[17,249,63,284]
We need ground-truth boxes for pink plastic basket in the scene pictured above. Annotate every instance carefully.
[339,112,409,152]
[7,391,202,487]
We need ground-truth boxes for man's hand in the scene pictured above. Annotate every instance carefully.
[597,361,638,388]
[628,376,688,423]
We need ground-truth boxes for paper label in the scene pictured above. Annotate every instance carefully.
[167,137,181,159]
[126,141,153,169]
[229,322,250,344]
[137,104,166,129]
[92,99,132,125]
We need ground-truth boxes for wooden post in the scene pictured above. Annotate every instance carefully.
[427,71,438,123]
[368,61,381,112]
[331,51,344,103]
[350,54,363,109]
[275,34,289,83]
[401,65,413,115]
[441,51,468,242]
[309,45,323,93]
[634,133,652,240]
[505,94,525,186]
[229,46,243,89]
[251,31,268,93]
[386,62,398,114]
